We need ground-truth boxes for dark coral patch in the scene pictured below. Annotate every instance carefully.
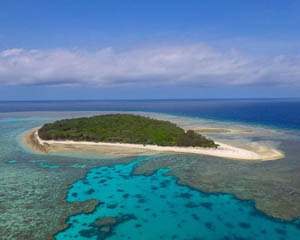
[82,179,89,185]
[158,179,171,188]
[71,192,78,197]
[79,214,136,239]
[238,207,244,212]
[184,201,199,208]
[86,188,95,195]
[79,227,100,238]
[205,222,216,232]
[159,194,166,199]
[107,203,118,209]
[138,198,147,203]
[161,179,171,186]
[98,179,106,184]
[296,221,300,230]
[123,193,129,198]
[178,193,193,199]
[192,214,199,220]
[239,222,251,229]
[200,202,213,210]
[276,229,286,235]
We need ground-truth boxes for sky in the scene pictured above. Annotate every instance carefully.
[0,0,300,100]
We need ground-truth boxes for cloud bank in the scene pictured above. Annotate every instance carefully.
[0,44,299,87]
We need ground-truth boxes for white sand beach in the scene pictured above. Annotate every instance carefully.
[34,130,284,161]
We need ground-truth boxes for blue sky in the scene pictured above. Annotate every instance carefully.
[0,0,300,100]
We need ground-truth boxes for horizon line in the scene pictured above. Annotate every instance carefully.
[1,97,300,102]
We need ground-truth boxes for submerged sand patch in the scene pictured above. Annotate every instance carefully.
[194,128,253,134]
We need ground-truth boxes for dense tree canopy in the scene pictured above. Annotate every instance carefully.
[39,114,218,148]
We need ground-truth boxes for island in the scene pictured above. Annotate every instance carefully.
[24,113,284,160]
[38,114,218,148]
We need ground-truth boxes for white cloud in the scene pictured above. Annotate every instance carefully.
[0,48,24,57]
[0,44,299,87]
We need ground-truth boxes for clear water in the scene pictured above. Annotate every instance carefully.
[55,157,300,240]
[39,162,59,168]
[1,100,300,240]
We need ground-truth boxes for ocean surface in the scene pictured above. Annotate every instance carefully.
[1,99,300,240]
[1,98,300,129]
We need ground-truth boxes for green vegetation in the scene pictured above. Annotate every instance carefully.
[176,130,217,148]
[39,114,218,148]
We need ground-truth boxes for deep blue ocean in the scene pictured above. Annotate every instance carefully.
[1,98,300,129]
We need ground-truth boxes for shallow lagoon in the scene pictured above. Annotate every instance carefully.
[56,157,300,240]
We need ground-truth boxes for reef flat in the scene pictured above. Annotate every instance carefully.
[0,153,138,240]
[0,113,141,240]
[133,150,300,221]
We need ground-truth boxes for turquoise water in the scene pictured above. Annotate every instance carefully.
[39,162,59,168]
[28,160,60,168]
[2,110,300,239]
[55,156,300,240]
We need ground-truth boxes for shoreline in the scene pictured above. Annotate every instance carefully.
[29,128,284,161]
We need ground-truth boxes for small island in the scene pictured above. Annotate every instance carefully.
[39,114,218,148]
[23,113,285,160]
